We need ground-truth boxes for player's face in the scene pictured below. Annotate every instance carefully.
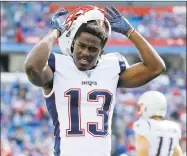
[72,32,103,71]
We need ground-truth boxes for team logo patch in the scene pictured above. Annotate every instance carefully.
[84,71,93,78]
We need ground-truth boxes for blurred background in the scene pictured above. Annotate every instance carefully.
[1,2,186,156]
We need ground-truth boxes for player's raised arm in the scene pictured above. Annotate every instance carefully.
[104,6,166,88]
[24,9,69,87]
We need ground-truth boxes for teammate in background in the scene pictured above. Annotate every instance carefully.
[133,91,183,156]
[24,5,165,156]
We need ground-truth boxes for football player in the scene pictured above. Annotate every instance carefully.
[133,91,183,156]
[24,5,166,156]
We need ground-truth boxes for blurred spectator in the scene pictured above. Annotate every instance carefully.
[15,23,23,43]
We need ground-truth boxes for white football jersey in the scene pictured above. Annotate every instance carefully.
[133,118,181,156]
[42,52,129,156]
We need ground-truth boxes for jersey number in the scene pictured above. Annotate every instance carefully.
[64,89,113,137]
[156,137,173,156]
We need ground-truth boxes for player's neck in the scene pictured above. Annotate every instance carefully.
[151,116,162,120]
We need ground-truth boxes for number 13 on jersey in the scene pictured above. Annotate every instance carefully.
[64,89,113,137]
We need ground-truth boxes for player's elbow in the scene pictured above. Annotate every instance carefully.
[24,61,40,82]
[24,66,44,87]
[153,60,166,75]
[24,60,36,75]
[159,59,166,73]
[24,55,42,74]
[24,56,34,71]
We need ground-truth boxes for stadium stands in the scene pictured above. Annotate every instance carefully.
[1,3,186,44]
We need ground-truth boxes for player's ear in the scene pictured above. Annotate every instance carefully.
[71,40,75,52]
[100,49,104,56]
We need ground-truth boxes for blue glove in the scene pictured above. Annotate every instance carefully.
[50,8,69,37]
[104,6,133,35]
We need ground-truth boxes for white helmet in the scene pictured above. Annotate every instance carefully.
[58,5,111,56]
[138,91,167,119]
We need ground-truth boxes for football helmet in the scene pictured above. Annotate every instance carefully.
[138,91,167,119]
[58,5,111,55]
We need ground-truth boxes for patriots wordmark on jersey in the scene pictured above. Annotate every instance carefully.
[133,118,181,156]
[42,52,129,156]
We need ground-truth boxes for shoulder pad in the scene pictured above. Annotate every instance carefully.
[133,119,151,135]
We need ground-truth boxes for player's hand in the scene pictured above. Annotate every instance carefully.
[50,8,69,37]
[104,6,133,35]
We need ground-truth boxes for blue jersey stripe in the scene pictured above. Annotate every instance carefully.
[116,53,127,87]
[119,61,126,73]
[48,52,56,73]
[116,53,126,74]
[45,93,61,156]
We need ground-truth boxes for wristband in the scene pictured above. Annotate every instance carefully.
[127,28,135,39]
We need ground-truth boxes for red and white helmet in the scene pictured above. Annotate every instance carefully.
[58,5,111,55]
